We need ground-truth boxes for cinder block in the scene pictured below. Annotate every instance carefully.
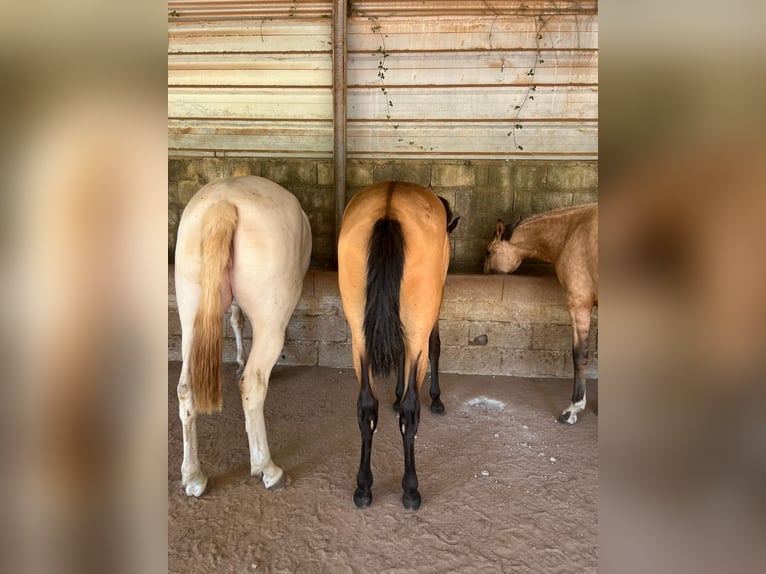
[501,349,567,378]
[487,162,513,190]
[439,345,503,375]
[318,341,354,368]
[531,191,573,212]
[262,159,317,185]
[546,162,598,191]
[502,275,566,305]
[443,274,503,302]
[531,323,573,351]
[178,180,201,205]
[430,162,477,187]
[373,161,431,186]
[440,299,519,323]
[317,161,334,185]
[510,163,547,189]
[168,159,190,183]
[452,238,495,274]
[347,162,374,187]
[286,312,347,343]
[469,321,531,349]
[168,183,179,205]
[277,341,318,366]
[515,303,572,326]
[190,158,221,184]
[438,320,470,346]
[573,190,598,205]
[221,159,259,178]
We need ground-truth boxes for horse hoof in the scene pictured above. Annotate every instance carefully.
[353,488,373,508]
[557,411,577,425]
[430,399,445,415]
[184,475,208,497]
[402,490,421,510]
[266,472,291,492]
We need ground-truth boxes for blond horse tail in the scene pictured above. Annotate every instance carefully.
[190,201,238,414]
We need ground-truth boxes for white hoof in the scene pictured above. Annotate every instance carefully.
[557,400,585,425]
[183,474,208,497]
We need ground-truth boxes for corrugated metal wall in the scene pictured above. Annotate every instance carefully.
[168,1,597,159]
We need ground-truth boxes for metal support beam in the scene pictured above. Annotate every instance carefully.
[332,0,347,264]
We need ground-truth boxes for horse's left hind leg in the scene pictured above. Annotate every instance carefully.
[558,303,592,425]
[354,358,379,508]
[230,301,246,374]
[393,354,404,413]
[178,360,208,497]
[239,327,287,490]
[427,322,445,414]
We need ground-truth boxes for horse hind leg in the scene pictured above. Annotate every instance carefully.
[427,322,445,414]
[393,354,404,413]
[177,359,208,496]
[354,356,379,508]
[230,300,246,374]
[239,324,288,490]
[400,352,424,510]
[558,304,592,425]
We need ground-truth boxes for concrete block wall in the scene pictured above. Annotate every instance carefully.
[169,268,598,379]
[169,158,598,272]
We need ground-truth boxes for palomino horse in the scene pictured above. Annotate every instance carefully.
[174,176,311,496]
[484,203,598,424]
[338,182,451,509]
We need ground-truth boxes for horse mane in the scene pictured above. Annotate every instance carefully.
[516,203,597,229]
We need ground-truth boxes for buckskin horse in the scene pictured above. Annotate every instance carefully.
[174,176,311,496]
[338,181,451,509]
[484,203,598,424]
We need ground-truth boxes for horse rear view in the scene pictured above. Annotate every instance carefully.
[174,176,311,496]
[485,203,598,424]
[338,182,450,510]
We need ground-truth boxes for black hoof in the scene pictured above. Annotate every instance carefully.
[402,490,421,510]
[353,488,373,508]
[392,400,400,413]
[556,411,576,425]
[430,398,445,415]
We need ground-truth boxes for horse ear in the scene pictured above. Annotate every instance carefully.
[500,216,522,241]
[495,219,505,239]
[447,216,460,234]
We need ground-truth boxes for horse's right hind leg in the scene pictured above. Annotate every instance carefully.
[239,326,287,490]
[558,303,592,425]
[427,322,445,414]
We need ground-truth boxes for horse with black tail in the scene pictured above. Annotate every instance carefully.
[338,182,451,510]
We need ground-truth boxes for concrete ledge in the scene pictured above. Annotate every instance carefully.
[168,267,598,379]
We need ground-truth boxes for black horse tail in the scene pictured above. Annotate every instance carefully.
[364,218,405,377]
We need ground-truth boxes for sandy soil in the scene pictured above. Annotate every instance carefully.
[168,363,598,573]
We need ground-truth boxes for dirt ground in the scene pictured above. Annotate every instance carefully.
[168,363,598,573]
